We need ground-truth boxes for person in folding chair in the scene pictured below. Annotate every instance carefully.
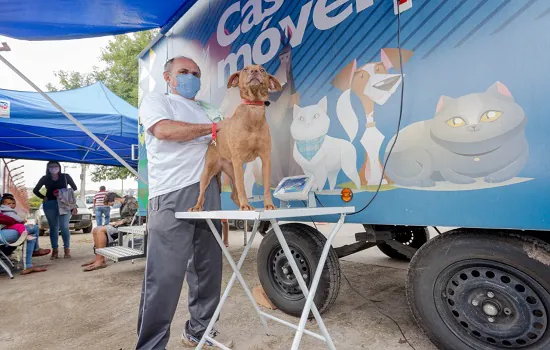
[135,56,232,350]
[81,192,138,272]
[0,211,47,276]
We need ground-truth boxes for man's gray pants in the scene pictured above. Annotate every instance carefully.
[136,180,222,350]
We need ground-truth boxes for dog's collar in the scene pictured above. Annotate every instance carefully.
[241,99,270,106]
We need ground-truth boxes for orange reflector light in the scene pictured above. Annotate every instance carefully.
[341,188,353,202]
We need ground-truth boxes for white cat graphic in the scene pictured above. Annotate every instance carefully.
[291,97,361,191]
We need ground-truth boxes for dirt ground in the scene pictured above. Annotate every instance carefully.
[0,230,437,350]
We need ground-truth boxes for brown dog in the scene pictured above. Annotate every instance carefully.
[190,65,282,211]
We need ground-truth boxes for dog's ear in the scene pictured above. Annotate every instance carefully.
[268,75,283,91]
[331,60,357,91]
[381,48,413,72]
[227,71,240,89]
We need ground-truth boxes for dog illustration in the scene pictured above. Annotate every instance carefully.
[190,65,282,211]
[332,48,413,186]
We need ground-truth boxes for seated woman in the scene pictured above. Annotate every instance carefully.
[0,194,50,257]
[0,211,47,275]
[82,192,138,272]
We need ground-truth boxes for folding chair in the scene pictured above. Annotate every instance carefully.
[0,231,29,279]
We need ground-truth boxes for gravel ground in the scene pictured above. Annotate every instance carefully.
[0,231,436,350]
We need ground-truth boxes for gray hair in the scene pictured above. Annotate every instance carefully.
[164,56,199,73]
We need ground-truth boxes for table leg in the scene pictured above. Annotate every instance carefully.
[269,216,345,350]
[197,219,269,350]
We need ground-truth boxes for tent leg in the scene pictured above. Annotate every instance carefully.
[0,46,146,185]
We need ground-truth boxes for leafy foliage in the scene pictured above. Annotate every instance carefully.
[28,195,43,210]
[90,165,135,182]
[46,30,157,180]
[45,67,107,92]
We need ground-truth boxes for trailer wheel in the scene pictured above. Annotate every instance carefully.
[377,226,429,261]
[39,229,46,236]
[407,230,550,350]
[257,223,341,317]
[235,220,245,231]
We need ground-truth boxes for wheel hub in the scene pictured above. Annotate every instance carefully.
[437,262,549,348]
[270,246,310,300]
[482,301,500,317]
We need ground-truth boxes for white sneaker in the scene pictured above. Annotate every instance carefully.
[181,323,234,349]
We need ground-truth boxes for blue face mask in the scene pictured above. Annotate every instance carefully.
[174,73,201,99]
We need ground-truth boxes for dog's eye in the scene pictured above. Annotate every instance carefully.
[260,69,265,73]
[243,68,248,72]
[314,113,319,118]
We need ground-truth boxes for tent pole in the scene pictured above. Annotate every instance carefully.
[0,46,146,185]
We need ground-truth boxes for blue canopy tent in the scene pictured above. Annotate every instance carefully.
[0,82,138,167]
[0,0,201,179]
[0,0,198,40]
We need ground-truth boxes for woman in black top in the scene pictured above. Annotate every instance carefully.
[33,161,77,259]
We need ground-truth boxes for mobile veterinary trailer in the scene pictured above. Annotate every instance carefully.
[136,0,550,349]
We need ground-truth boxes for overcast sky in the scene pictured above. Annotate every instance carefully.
[0,35,138,194]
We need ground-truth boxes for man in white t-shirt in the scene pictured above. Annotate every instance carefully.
[136,56,232,350]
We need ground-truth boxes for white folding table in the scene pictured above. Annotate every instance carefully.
[175,206,355,350]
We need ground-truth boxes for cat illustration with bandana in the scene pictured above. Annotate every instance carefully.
[291,97,361,191]
[384,82,528,187]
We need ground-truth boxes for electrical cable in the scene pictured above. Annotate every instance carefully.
[313,7,406,216]
[350,7,405,216]
[341,271,418,350]
[302,200,319,230]
[308,10,415,349]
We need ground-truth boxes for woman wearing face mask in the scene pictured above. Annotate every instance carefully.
[33,161,78,259]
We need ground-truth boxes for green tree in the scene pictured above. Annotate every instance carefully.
[90,166,134,183]
[47,30,156,181]
[28,195,43,210]
[100,30,156,107]
[45,67,107,92]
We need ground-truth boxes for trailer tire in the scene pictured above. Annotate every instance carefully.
[407,230,550,350]
[257,223,341,317]
[39,229,46,236]
[235,220,245,231]
[377,226,429,261]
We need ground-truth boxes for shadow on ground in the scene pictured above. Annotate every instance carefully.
[0,235,436,350]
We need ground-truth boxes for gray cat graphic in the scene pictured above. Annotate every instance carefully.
[384,82,528,187]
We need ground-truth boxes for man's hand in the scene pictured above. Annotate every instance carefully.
[151,120,215,142]
[72,208,78,216]
[112,220,125,228]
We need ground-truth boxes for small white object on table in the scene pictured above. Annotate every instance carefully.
[175,206,355,350]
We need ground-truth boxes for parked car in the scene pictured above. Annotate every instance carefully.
[35,198,93,235]
[85,194,95,217]
[110,203,121,222]
[228,219,254,232]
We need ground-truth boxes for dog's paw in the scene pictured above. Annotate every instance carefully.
[239,203,255,211]
[188,205,203,212]
[264,203,276,210]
